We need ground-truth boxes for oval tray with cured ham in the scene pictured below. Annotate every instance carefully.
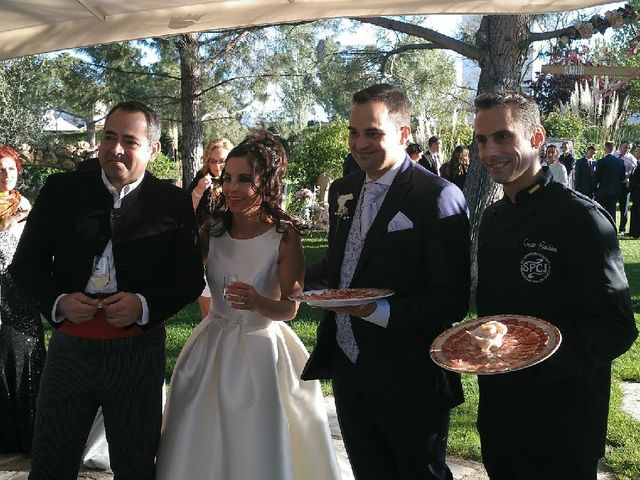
[429,314,562,375]
[289,288,394,307]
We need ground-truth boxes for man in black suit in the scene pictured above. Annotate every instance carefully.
[419,135,443,175]
[302,84,470,479]
[595,141,626,222]
[574,145,597,198]
[10,101,204,480]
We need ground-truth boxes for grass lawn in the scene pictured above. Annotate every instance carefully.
[113,230,640,478]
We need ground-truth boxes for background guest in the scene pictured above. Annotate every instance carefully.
[446,145,470,190]
[187,138,233,318]
[406,143,423,162]
[546,145,568,187]
[0,144,45,454]
[614,141,637,234]
[418,135,442,175]
[188,138,233,227]
[595,141,625,223]
[628,146,640,238]
[574,145,597,198]
[559,140,576,188]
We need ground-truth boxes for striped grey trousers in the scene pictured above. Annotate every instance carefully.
[28,327,166,480]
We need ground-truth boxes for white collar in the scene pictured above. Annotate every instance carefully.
[101,169,145,204]
[365,158,403,187]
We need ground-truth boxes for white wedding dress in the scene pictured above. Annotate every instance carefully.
[156,226,341,480]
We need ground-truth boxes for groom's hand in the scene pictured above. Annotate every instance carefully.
[323,302,376,318]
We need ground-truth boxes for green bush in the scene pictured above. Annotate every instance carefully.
[542,111,586,155]
[148,152,181,180]
[434,123,474,161]
[287,118,349,189]
[618,124,640,146]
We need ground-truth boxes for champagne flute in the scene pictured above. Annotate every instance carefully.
[90,255,111,308]
[223,273,239,306]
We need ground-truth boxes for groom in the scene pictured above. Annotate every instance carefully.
[303,84,470,479]
[10,100,204,480]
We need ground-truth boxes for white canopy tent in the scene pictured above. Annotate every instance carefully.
[0,0,615,60]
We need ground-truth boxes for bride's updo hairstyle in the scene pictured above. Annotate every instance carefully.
[210,129,307,237]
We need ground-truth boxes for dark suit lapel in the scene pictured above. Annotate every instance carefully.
[328,172,365,287]
[117,171,152,217]
[352,159,413,282]
[75,171,113,255]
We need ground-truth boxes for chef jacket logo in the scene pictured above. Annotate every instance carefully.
[520,252,550,283]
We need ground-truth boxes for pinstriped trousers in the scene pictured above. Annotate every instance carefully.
[28,327,166,480]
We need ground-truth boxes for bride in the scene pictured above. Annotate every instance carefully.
[156,130,341,480]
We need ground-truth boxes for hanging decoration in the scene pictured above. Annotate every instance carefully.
[553,3,639,53]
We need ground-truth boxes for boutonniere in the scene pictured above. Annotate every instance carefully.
[335,193,354,221]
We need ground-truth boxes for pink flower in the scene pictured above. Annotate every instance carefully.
[295,188,313,200]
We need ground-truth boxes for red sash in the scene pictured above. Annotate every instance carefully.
[59,308,145,339]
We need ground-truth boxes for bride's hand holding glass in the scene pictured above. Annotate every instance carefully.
[224,278,261,311]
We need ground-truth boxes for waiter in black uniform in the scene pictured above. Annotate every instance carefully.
[473,91,637,480]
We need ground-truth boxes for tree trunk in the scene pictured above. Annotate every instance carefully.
[86,120,96,147]
[463,143,502,291]
[475,15,531,93]
[177,33,203,187]
[465,15,531,289]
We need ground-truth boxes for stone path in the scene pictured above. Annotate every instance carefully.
[3,388,635,480]
[621,381,640,422]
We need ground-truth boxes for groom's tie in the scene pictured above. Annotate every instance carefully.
[336,181,387,363]
[360,181,387,235]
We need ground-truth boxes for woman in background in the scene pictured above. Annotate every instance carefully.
[188,138,234,318]
[0,144,45,454]
[546,144,569,187]
[447,145,470,191]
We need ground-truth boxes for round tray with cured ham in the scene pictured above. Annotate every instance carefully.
[289,288,394,307]
[429,314,562,375]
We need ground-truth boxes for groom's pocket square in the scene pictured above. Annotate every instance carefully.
[387,211,414,232]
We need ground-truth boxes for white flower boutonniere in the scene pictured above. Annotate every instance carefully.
[335,193,354,220]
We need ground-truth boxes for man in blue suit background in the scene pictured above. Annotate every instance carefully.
[574,145,597,198]
[595,141,625,222]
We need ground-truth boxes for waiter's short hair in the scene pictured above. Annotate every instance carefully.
[474,91,540,133]
[352,84,410,128]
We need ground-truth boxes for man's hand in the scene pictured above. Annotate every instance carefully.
[102,292,142,327]
[58,293,100,324]
[321,302,376,318]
